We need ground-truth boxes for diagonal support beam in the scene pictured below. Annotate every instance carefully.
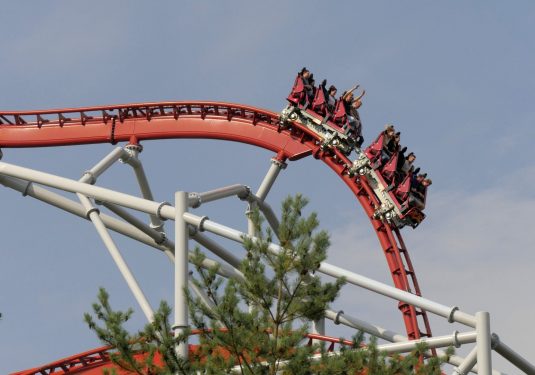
[78,149,155,322]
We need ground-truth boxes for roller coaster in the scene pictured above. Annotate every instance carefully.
[1,89,532,374]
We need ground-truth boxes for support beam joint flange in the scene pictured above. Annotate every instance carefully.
[82,171,97,185]
[86,207,100,219]
[156,201,172,221]
[452,330,461,348]
[334,310,344,325]
[448,306,460,323]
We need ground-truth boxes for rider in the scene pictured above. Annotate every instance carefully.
[342,85,365,148]
[327,85,337,113]
[300,67,315,104]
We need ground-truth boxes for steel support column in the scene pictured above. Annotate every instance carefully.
[476,312,492,375]
[256,157,287,201]
[174,191,189,358]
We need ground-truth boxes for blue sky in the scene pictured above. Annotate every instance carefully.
[0,2,534,373]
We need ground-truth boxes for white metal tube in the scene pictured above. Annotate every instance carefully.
[82,147,126,184]
[182,212,477,327]
[124,155,164,231]
[453,347,478,375]
[78,193,155,323]
[476,312,492,375]
[246,202,257,238]
[256,158,286,201]
[174,191,189,358]
[494,338,535,375]
[191,184,249,207]
[0,161,177,220]
[318,261,475,327]
[377,331,477,354]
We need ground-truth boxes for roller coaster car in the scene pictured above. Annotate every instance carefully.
[311,81,329,115]
[364,132,386,167]
[351,141,426,229]
[288,75,307,105]
[281,77,354,154]
[380,151,399,183]
[283,78,426,229]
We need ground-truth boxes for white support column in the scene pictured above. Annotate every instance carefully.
[312,318,325,337]
[246,203,257,238]
[476,312,492,375]
[122,144,165,232]
[453,347,478,375]
[174,191,189,359]
[256,157,287,201]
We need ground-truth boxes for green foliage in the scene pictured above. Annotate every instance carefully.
[84,288,191,374]
[85,194,453,374]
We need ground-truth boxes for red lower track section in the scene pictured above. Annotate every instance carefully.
[1,101,432,373]
[11,332,357,375]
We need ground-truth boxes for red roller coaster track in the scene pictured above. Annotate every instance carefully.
[1,101,432,372]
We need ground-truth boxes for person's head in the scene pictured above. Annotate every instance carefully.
[394,132,401,143]
[416,173,425,182]
[422,178,432,187]
[385,124,395,136]
[300,67,310,78]
[407,152,416,163]
[328,85,337,96]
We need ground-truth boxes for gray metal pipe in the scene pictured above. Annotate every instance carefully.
[494,338,535,375]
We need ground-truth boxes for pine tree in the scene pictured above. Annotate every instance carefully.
[85,194,452,374]
[84,288,190,374]
[187,194,344,374]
